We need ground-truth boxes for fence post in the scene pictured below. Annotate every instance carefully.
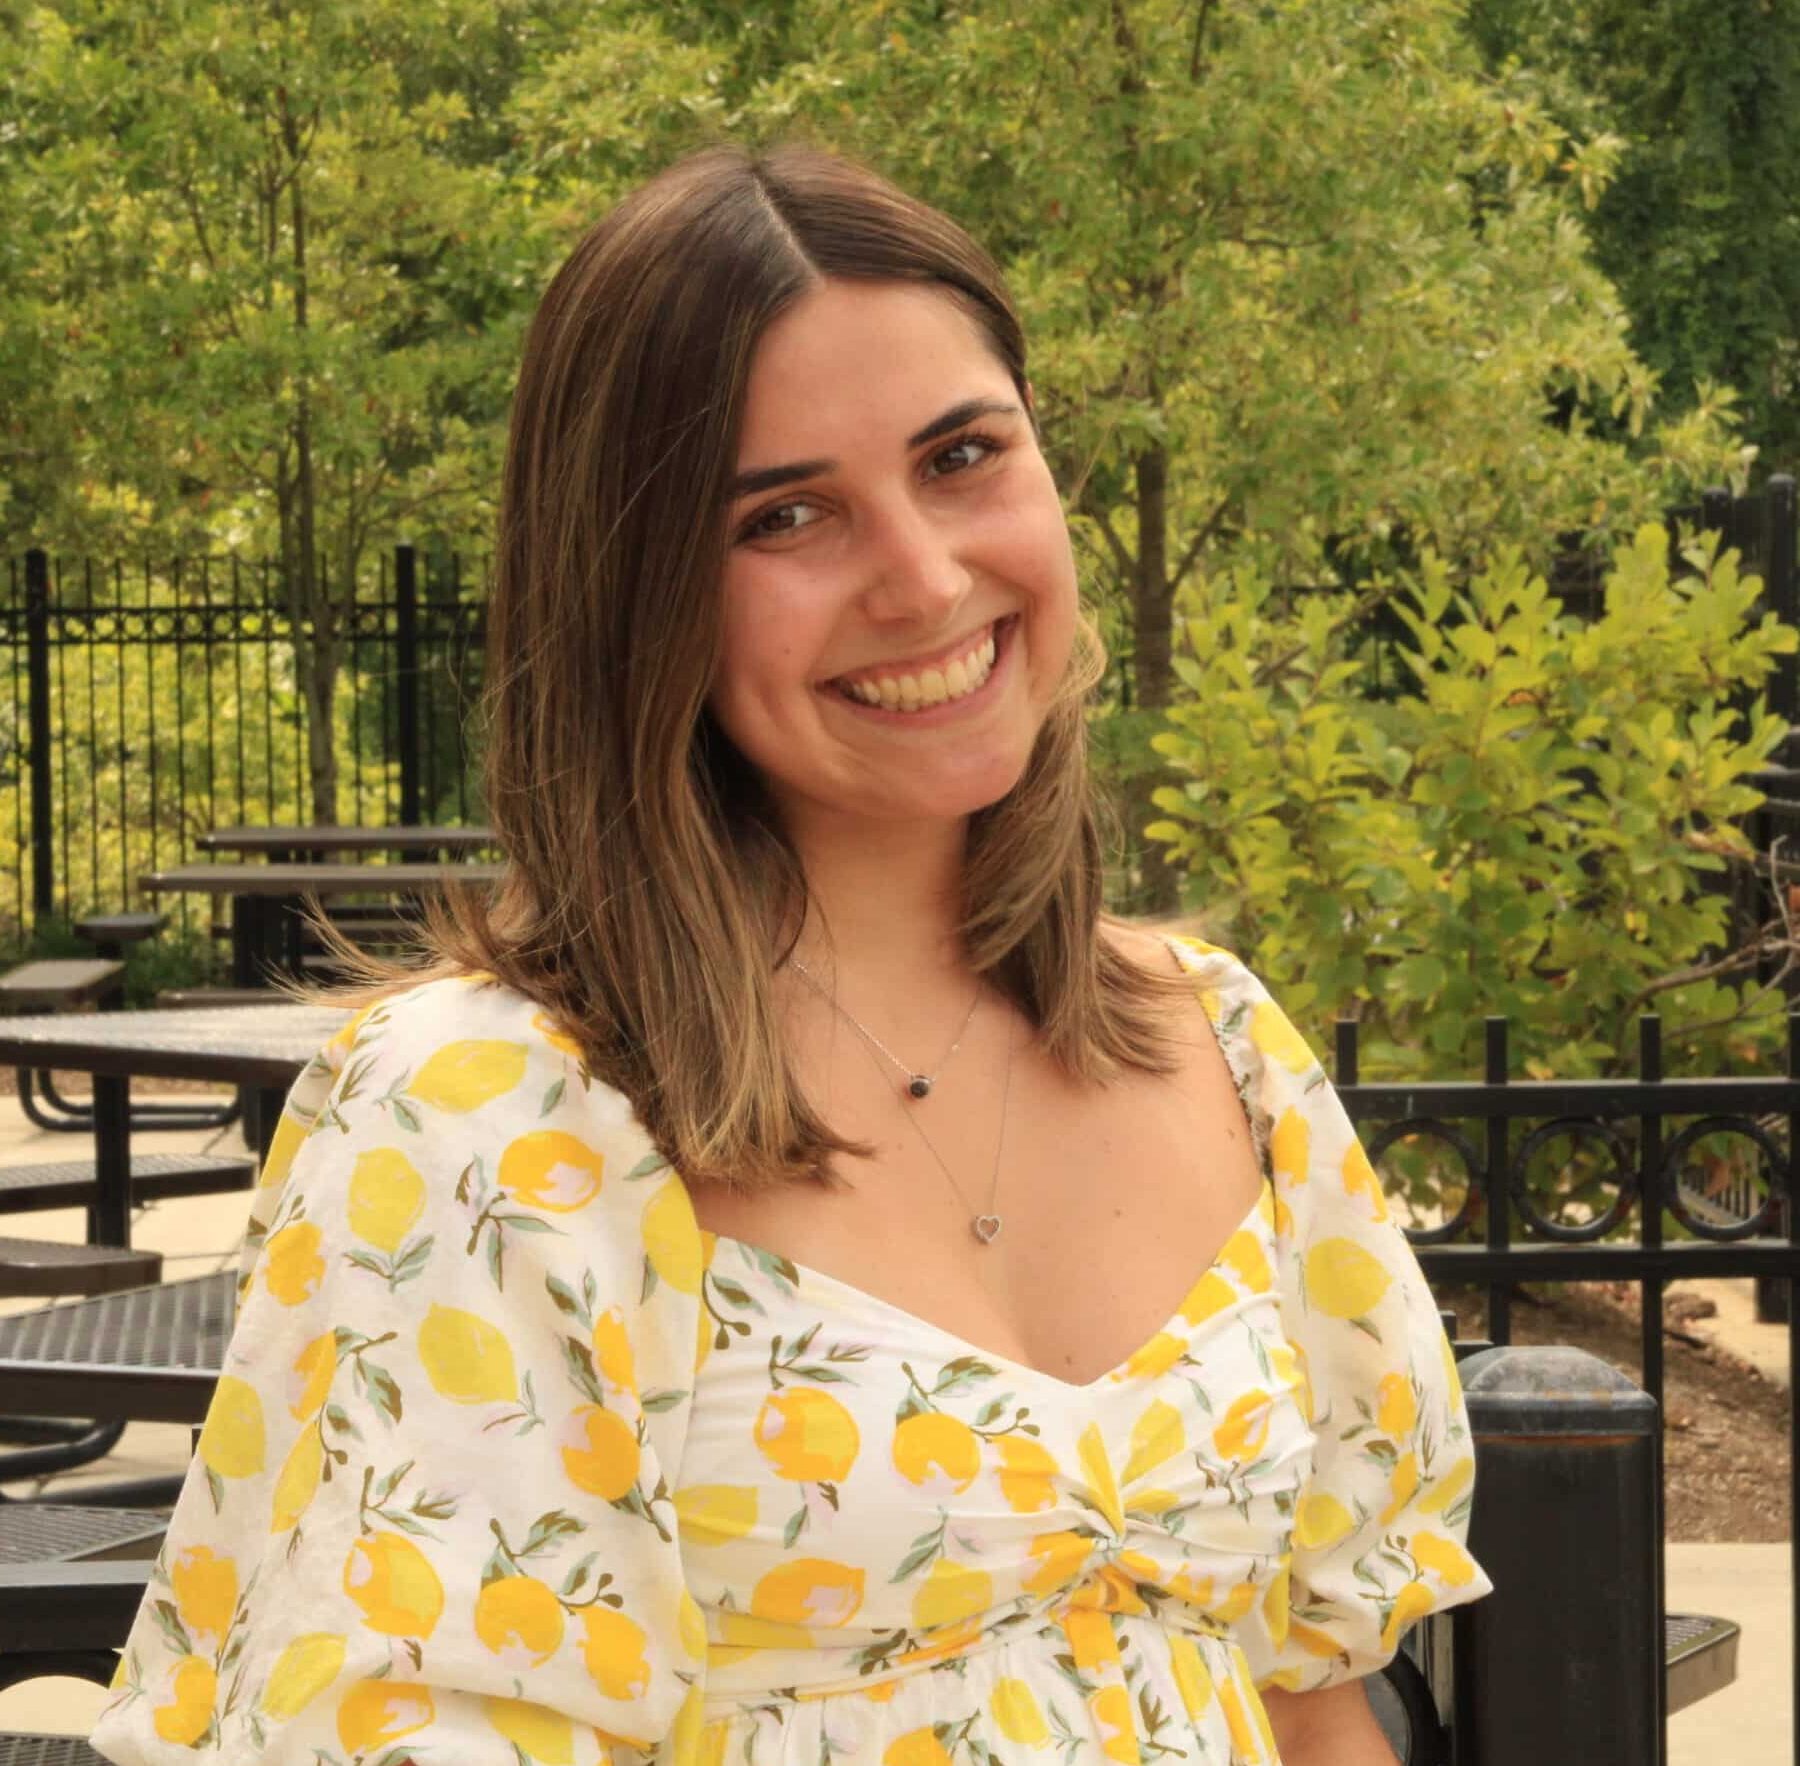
[394,544,421,832]
[1452,1344,1661,1764]
[24,549,53,927]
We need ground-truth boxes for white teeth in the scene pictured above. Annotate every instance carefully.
[835,621,1004,712]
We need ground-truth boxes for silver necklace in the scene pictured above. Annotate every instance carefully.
[853,1003,1017,1245]
[788,957,980,1100]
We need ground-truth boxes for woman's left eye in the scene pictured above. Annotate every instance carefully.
[926,432,1003,478]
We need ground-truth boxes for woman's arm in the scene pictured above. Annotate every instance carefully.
[1262,1680,1400,1765]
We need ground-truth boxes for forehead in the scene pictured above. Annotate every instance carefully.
[735,280,1009,450]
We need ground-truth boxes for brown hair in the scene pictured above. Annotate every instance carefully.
[287,139,1189,1191]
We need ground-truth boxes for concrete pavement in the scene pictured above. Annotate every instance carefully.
[0,1089,1789,1760]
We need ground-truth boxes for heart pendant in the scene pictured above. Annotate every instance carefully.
[972,1214,1002,1244]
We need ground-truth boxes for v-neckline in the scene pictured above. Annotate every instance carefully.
[698,935,1274,1398]
[704,1177,1274,1398]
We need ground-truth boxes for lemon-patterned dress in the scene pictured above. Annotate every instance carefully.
[90,938,1489,1766]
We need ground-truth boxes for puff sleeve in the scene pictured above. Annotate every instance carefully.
[1193,947,1493,1693]
[90,975,709,1766]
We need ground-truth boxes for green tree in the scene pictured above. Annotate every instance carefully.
[1468,0,1800,477]
[1,0,552,818]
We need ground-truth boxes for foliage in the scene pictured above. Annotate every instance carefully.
[1147,526,1797,1085]
[1467,0,1800,478]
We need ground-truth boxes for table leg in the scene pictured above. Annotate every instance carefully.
[231,893,257,987]
[251,1085,287,1164]
[90,1073,130,1248]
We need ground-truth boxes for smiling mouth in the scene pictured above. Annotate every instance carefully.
[828,618,1012,712]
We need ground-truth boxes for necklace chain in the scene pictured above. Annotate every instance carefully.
[861,1005,1015,1245]
[787,956,1015,1244]
[789,958,980,1101]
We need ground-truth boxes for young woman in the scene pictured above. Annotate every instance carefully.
[92,142,1487,1766]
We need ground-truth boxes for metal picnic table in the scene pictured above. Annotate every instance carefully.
[0,1005,348,1450]
[140,859,505,985]
[196,824,497,859]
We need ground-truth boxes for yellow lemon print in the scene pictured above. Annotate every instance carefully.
[1417,1454,1475,1516]
[1381,1579,1437,1652]
[270,1427,323,1532]
[1122,1398,1185,1484]
[1076,1422,1124,1534]
[1169,1633,1214,1718]
[1380,1450,1420,1526]
[342,1531,445,1639]
[1217,1579,1260,1623]
[287,1330,336,1422]
[579,1604,652,1698]
[475,1574,566,1665]
[263,1220,324,1306]
[1114,1330,1188,1382]
[486,1695,575,1764]
[674,1483,760,1545]
[1024,1529,1094,1596]
[678,1588,708,1660]
[591,1305,636,1391]
[1289,1617,1348,1659]
[754,1388,859,1483]
[715,1608,818,1651]
[1217,1673,1262,1758]
[992,1677,1050,1745]
[170,1545,236,1644]
[347,1146,426,1251]
[256,1105,306,1191]
[892,1412,980,1492]
[418,1303,518,1405]
[336,1680,435,1753]
[1211,1388,1272,1462]
[531,1009,587,1062]
[561,1404,641,1500]
[1376,1371,1417,1439]
[151,1655,216,1746]
[884,1727,956,1766]
[1303,1237,1393,1319]
[1219,1226,1272,1293]
[1091,1682,1142,1764]
[1250,1000,1318,1075]
[258,1632,344,1721]
[993,1433,1059,1513]
[1269,1107,1311,1185]
[1294,1491,1356,1550]
[1179,1271,1237,1329]
[751,1556,866,1628]
[408,1038,528,1111]
[1413,1531,1479,1586]
[642,1179,704,1294]
[1343,1140,1390,1220]
[1262,1563,1292,1646]
[912,1558,992,1631]
[198,1375,265,1480]
[500,1128,606,1213]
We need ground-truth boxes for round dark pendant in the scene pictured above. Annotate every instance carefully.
[907,1075,932,1099]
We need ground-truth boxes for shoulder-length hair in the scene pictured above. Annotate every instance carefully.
[289,139,1189,1192]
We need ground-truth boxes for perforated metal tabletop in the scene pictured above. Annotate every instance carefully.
[0,1270,234,1424]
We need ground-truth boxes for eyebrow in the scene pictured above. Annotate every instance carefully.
[726,397,1024,501]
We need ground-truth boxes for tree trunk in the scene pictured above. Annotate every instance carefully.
[280,84,338,826]
[1128,442,1180,915]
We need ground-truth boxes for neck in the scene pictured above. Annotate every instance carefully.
[781,807,974,996]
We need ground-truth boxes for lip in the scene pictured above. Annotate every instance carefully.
[821,614,1018,725]
[823,619,1002,691]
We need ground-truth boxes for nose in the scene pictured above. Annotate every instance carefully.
[857,493,974,627]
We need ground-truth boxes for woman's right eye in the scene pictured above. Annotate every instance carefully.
[737,501,823,544]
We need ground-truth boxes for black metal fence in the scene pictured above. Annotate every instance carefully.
[0,546,489,941]
[1344,1008,1800,1765]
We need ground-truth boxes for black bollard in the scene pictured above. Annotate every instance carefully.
[1452,1345,1660,1765]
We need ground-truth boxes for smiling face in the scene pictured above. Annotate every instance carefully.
[709,278,1079,845]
